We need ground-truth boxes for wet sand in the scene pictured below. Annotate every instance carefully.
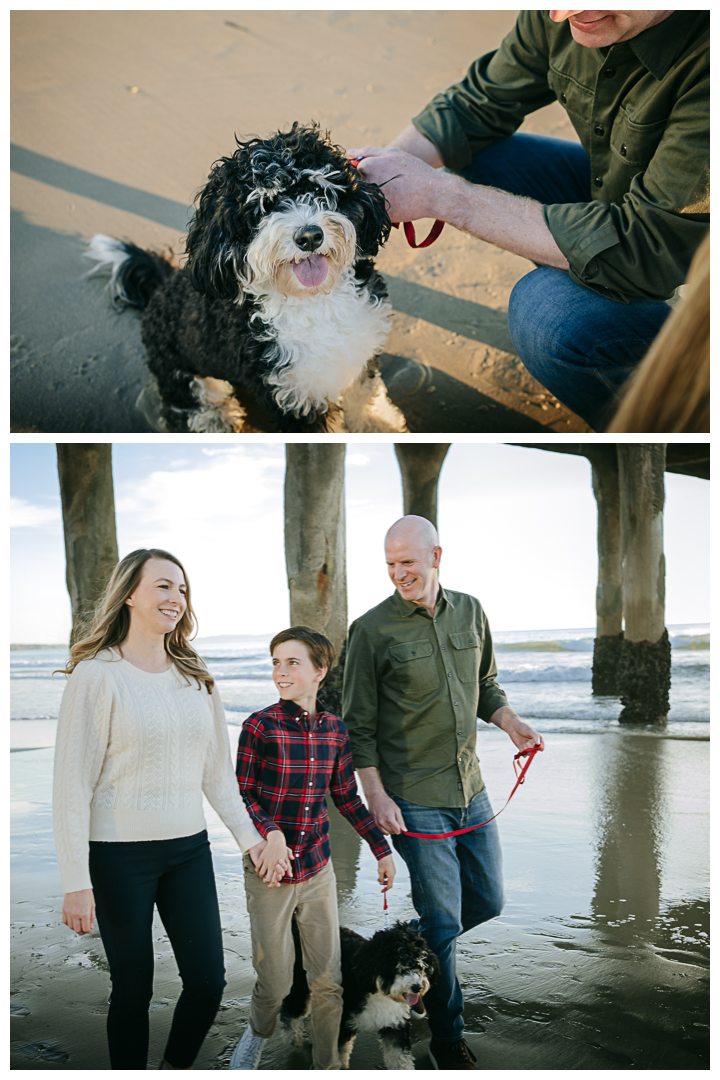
[11,726,708,1070]
[11,10,592,433]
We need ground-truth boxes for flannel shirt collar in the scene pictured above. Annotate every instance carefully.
[278,697,327,725]
[390,582,455,618]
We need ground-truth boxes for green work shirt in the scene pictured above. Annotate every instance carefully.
[342,585,508,807]
[412,10,709,304]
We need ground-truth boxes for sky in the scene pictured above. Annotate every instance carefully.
[10,441,710,644]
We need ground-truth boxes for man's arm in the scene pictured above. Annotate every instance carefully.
[348,146,568,270]
[356,766,407,835]
[489,705,544,752]
[387,124,444,168]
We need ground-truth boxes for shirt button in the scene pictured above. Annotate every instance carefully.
[441,645,445,650]
[594,124,604,137]
[620,143,627,157]
[453,701,459,707]
[604,66,616,78]
[447,671,453,678]
[594,177,603,188]
[560,92,567,103]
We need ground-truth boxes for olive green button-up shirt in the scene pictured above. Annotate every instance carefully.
[413,10,709,303]
[342,586,508,808]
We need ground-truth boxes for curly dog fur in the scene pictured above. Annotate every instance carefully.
[85,122,406,433]
[280,920,440,1069]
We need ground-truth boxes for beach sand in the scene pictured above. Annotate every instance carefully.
[11,726,708,1070]
[11,10,592,434]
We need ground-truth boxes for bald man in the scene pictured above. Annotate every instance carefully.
[349,10,709,432]
[342,516,542,1069]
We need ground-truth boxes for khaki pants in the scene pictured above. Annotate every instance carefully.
[243,856,342,1070]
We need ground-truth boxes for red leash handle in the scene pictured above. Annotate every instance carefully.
[402,744,542,840]
[348,157,445,248]
[392,219,445,248]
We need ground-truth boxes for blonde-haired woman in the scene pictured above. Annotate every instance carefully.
[608,233,710,432]
[53,548,282,1070]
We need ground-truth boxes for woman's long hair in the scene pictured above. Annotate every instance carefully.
[608,233,710,432]
[58,548,214,693]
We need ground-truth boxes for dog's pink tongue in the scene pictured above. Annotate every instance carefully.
[405,993,419,1007]
[293,254,328,288]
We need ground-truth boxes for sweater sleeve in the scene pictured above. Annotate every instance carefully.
[201,689,263,853]
[52,660,113,893]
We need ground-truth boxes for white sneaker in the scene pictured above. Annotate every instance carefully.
[229,1026,266,1069]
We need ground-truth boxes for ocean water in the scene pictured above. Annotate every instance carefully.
[10,624,709,751]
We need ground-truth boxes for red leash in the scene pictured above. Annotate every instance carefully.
[403,744,543,839]
[349,157,445,248]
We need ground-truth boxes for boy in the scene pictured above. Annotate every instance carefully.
[230,626,396,1070]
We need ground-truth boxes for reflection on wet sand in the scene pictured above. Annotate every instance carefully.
[11,731,708,1070]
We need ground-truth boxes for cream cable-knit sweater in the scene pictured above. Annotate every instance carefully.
[53,649,262,893]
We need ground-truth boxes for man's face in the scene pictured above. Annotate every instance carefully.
[385,533,441,609]
[549,10,673,48]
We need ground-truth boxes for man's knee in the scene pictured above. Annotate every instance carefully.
[508,267,565,371]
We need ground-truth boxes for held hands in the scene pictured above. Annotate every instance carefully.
[62,888,96,935]
[377,854,396,892]
[249,830,293,887]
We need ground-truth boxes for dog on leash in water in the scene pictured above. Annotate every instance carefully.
[85,122,406,433]
[280,920,439,1069]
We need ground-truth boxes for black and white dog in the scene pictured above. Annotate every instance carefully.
[85,122,406,433]
[281,920,439,1070]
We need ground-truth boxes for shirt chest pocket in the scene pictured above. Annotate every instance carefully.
[388,639,438,699]
[610,106,667,171]
[449,631,482,684]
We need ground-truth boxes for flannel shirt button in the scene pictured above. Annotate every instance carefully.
[453,701,459,706]
[604,66,616,78]
[594,124,604,137]
[447,671,452,677]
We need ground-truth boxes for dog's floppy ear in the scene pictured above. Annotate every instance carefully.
[349,179,392,258]
[185,161,248,301]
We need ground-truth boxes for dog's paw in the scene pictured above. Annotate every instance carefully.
[188,376,246,432]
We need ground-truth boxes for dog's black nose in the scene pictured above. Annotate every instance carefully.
[411,982,422,993]
[294,225,324,252]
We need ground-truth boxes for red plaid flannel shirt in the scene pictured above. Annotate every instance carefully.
[236,698,391,883]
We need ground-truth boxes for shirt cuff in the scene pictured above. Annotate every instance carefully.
[543,202,625,300]
[412,105,473,171]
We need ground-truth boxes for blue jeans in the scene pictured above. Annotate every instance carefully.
[458,134,671,431]
[89,830,226,1069]
[389,788,504,1043]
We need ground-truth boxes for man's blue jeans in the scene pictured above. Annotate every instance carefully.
[457,134,671,431]
[389,787,504,1044]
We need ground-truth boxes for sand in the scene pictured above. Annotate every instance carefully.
[11,725,708,1070]
[10,10,593,434]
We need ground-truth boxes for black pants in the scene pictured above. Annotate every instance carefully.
[89,830,225,1069]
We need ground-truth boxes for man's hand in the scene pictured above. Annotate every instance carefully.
[489,705,544,753]
[377,854,397,891]
[346,145,451,224]
[62,889,96,935]
[357,767,407,835]
[249,831,293,887]
[347,141,569,269]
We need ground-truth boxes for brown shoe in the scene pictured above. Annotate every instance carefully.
[428,1038,477,1070]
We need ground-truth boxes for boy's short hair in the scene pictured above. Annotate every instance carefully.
[270,626,336,683]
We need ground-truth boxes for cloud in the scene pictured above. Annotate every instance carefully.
[10,497,62,529]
